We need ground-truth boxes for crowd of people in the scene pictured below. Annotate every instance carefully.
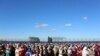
[0,43,100,56]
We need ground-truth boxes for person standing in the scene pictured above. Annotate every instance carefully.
[88,48,95,56]
[67,47,72,56]
[47,46,54,56]
[15,47,19,56]
[39,46,43,56]
[82,46,89,56]
[72,47,77,56]
[59,46,64,56]
[26,47,32,56]
[5,47,10,56]
[19,45,26,56]
[10,45,15,56]
[0,45,5,56]
[32,45,36,56]
[77,47,82,56]
[53,46,59,56]
[43,46,48,56]
[35,46,40,56]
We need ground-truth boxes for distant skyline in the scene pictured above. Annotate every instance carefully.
[0,0,100,41]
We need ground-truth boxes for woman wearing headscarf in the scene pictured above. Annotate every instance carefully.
[26,46,32,56]
[67,47,72,56]
[47,45,54,56]
[88,47,95,56]
[72,47,77,56]
[43,45,48,56]
[10,45,15,56]
[63,46,68,56]
[0,45,5,56]
[32,45,36,56]
[59,45,64,56]
[15,43,20,56]
[19,45,27,56]
[15,47,19,56]
[82,46,89,56]
[77,47,82,56]
[35,46,40,56]
[5,45,10,56]
[97,46,100,56]
[94,45,99,56]
[53,46,59,56]
[39,46,43,56]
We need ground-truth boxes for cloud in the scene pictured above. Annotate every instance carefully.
[65,23,72,27]
[83,16,88,20]
[35,23,48,28]
[48,29,57,31]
